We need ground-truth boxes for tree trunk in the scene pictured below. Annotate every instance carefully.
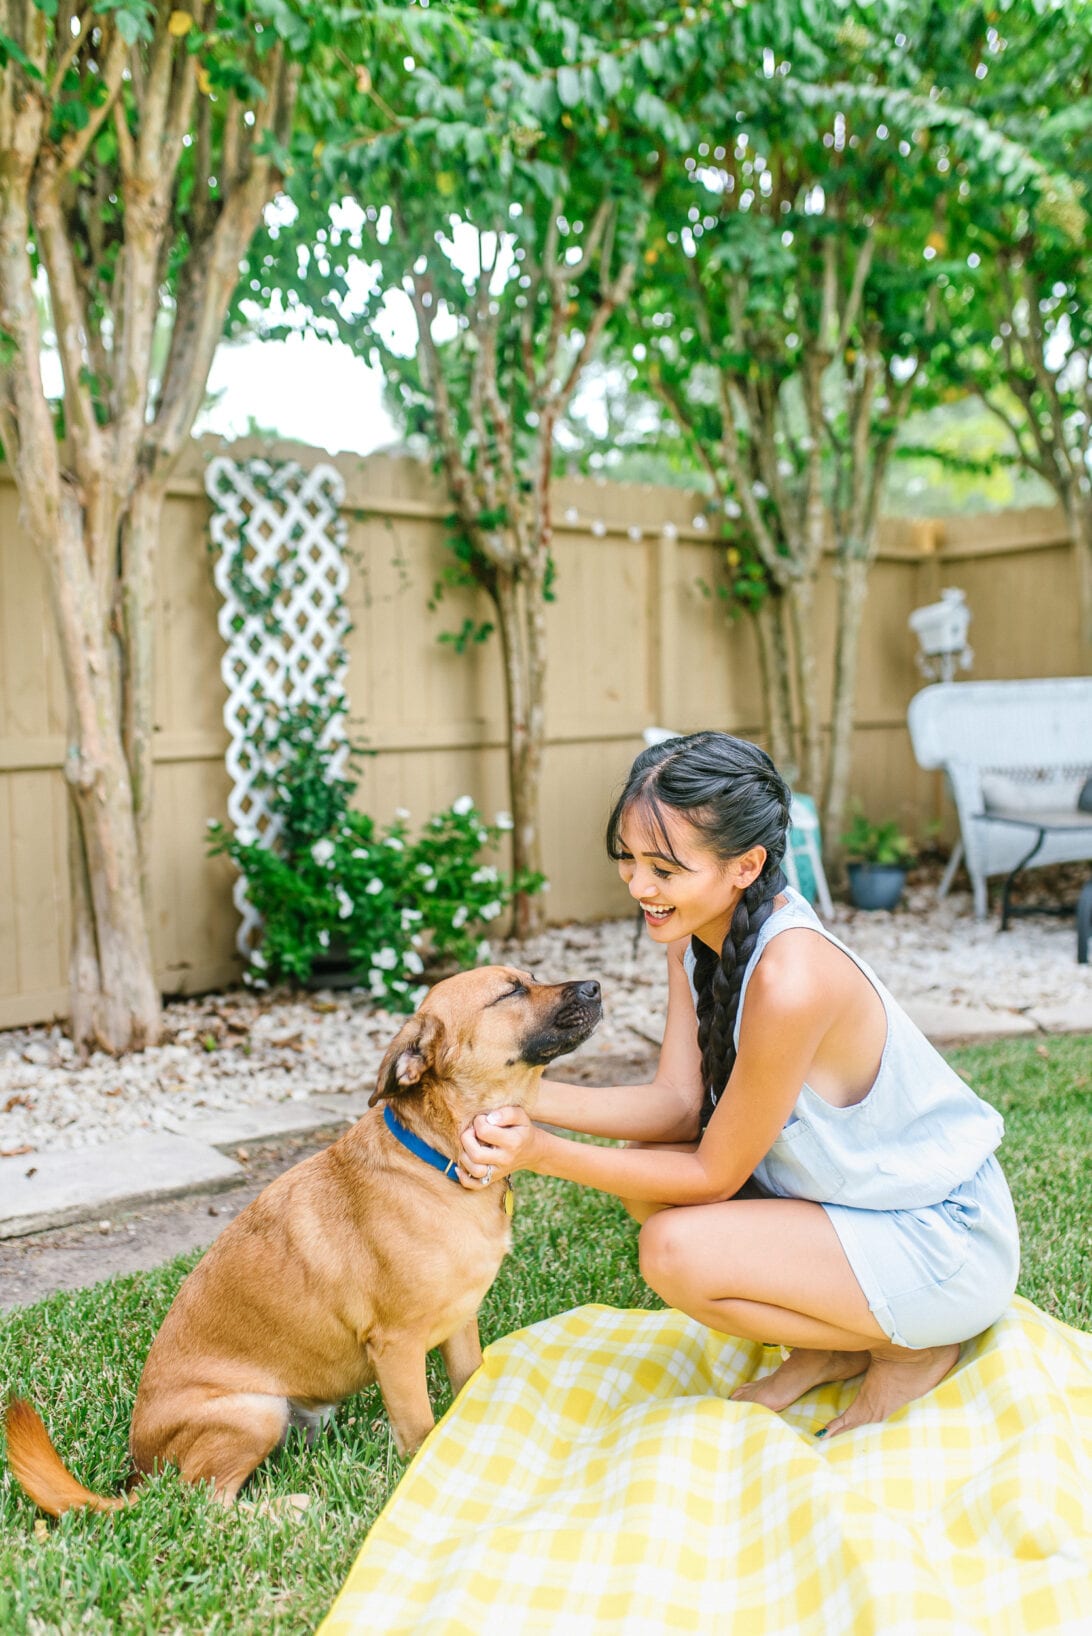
[48,498,161,1051]
[120,478,167,913]
[786,576,823,800]
[822,549,871,855]
[494,568,547,940]
[1066,492,1092,653]
[751,592,796,777]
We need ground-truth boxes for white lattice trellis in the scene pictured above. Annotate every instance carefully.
[205,456,350,956]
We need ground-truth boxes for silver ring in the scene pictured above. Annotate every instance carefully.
[482,1166,494,1186]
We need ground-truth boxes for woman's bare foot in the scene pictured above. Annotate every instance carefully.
[731,1348,871,1413]
[819,1343,960,1438]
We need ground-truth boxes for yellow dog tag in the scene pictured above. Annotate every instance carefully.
[503,1183,515,1218]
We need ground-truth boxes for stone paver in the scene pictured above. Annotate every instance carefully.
[902,1001,1037,1042]
[0,1133,243,1241]
[309,1091,373,1120]
[1024,997,1092,1035]
[163,1099,351,1151]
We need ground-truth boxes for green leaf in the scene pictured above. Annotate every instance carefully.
[556,65,582,110]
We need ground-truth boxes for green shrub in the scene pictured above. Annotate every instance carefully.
[207,697,542,1008]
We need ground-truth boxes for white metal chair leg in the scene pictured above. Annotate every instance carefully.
[937,839,963,900]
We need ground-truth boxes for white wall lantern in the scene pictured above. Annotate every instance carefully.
[908,587,973,683]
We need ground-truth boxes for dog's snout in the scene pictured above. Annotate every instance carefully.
[574,980,600,1003]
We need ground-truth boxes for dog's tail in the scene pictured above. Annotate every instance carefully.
[4,1397,129,1517]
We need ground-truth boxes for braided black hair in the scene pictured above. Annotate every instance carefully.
[606,732,791,1126]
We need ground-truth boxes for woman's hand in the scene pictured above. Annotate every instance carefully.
[457,1106,540,1190]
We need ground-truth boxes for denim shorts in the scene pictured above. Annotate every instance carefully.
[822,1153,1021,1349]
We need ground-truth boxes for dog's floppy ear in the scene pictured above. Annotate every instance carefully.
[369,1011,449,1106]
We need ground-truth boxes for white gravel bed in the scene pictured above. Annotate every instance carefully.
[2,887,1089,1159]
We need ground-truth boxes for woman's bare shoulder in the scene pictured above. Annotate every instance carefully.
[747,926,840,1006]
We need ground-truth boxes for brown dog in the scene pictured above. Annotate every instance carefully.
[5,965,601,1513]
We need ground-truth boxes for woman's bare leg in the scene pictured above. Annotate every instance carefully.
[638,1199,959,1435]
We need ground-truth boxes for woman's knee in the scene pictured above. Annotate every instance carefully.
[638,1208,701,1297]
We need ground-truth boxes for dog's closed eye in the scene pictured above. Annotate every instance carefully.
[492,983,526,1005]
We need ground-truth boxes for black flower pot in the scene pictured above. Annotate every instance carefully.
[305,944,364,990]
[847,863,907,911]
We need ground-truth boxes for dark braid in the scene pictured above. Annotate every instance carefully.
[691,861,787,1125]
[606,731,792,1126]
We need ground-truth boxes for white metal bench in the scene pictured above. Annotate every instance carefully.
[907,678,1092,920]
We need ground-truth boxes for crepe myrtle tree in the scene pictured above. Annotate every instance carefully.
[0,0,362,1051]
[242,2,727,938]
[931,4,1092,648]
[618,0,1076,848]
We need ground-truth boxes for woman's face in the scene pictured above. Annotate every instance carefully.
[615,803,766,951]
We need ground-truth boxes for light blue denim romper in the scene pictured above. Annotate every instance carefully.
[684,887,1021,1349]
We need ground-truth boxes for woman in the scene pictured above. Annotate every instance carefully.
[458,732,1020,1435]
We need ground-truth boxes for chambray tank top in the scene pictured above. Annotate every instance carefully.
[683,886,1004,1210]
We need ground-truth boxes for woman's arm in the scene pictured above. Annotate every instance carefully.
[464,952,831,1206]
[533,940,704,1143]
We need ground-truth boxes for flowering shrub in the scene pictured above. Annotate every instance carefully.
[208,799,542,1011]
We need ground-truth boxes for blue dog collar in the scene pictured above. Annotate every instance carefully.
[383,1103,461,1184]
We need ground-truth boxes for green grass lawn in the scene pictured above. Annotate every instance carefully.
[2,1032,1089,1636]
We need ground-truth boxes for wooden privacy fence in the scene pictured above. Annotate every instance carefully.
[0,438,1087,1029]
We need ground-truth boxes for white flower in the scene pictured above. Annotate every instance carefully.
[352,848,369,859]
[451,906,469,929]
[494,811,514,831]
[394,806,411,819]
[335,886,354,920]
[478,900,502,922]
[477,829,489,844]
[411,985,429,1007]
[471,866,498,884]
[404,950,424,975]
[318,929,330,949]
[384,836,404,851]
[416,862,434,877]
[365,878,384,895]
[401,907,423,924]
[752,481,769,500]
[452,795,475,816]
[372,947,399,970]
[311,839,335,867]
[476,940,491,962]
[424,878,437,892]
[369,973,388,998]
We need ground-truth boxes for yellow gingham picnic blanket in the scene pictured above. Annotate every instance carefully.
[319,1297,1092,1635]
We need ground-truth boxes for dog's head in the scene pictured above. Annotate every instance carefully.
[369,965,602,1111]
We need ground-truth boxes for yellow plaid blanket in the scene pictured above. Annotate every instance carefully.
[319,1297,1092,1635]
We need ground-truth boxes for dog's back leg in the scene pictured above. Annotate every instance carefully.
[135,1392,290,1506]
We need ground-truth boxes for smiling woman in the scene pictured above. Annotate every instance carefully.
[457,731,1021,1439]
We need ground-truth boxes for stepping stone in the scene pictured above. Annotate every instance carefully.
[0,1134,243,1241]
[1023,996,1092,1035]
[905,1000,1036,1043]
[164,1100,350,1151]
[308,1091,373,1121]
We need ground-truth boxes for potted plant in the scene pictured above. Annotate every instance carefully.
[841,811,915,911]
